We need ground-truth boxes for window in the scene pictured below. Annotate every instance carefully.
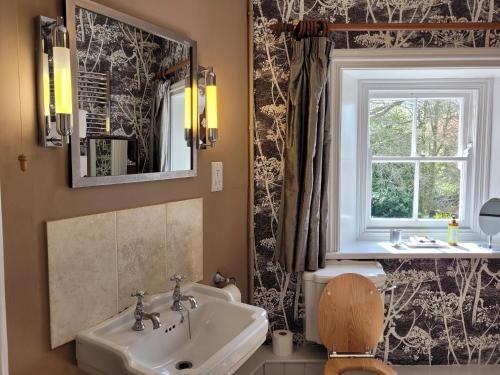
[367,93,468,222]
[329,50,499,252]
[354,80,490,241]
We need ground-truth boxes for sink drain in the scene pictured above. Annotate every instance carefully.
[175,361,193,370]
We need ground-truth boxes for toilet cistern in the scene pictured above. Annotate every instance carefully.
[303,260,387,344]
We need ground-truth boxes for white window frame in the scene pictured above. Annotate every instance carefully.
[357,80,489,241]
[328,49,500,252]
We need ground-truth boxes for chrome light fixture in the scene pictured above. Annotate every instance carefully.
[198,67,218,148]
[36,15,73,147]
[184,75,193,147]
[52,16,73,142]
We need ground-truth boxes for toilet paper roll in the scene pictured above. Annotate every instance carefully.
[272,330,293,357]
[222,284,241,302]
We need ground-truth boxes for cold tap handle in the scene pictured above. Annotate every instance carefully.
[170,274,184,285]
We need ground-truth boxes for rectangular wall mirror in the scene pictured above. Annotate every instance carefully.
[66,0,197,187]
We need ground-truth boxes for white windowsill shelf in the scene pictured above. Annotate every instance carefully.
[327,241,500,259]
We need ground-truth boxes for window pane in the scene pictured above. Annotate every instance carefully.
[371,162,415,219]
[369,99,413,156]
[416,99,460,156]
[418,162,460,219]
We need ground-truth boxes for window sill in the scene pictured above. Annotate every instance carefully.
[326,241,500,259]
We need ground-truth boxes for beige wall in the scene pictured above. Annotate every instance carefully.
[0,0,249,373]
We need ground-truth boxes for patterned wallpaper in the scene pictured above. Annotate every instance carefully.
[75,6,188,173]
[251,0,500,365]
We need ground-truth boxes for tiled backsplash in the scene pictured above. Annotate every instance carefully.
[47,198,203,348]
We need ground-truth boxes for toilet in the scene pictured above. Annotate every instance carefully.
[304,260,395,374]
[303,260,386,344]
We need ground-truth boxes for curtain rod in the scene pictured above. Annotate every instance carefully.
[270,20,500,35]
[155,59,190,81]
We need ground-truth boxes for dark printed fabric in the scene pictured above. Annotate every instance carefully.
[252,0,500,365]
[275,38,332,273]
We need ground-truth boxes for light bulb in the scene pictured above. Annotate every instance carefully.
[53,46,72,115]
[206,85,217,130]
[52,16,72,141]
[184,86,192,131]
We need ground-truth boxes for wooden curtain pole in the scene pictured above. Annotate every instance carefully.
[155,58,189,81]
[270,20,500,37]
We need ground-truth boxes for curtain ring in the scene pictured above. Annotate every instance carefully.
[294,21,300,39]
[298,21,305,39]
[311,21,318,37]
[319,20,328,37]
[305,21,311,38]
[312,21,319,37]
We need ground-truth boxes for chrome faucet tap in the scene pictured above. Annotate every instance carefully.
[131,291,161,331]
[170,275,198,312]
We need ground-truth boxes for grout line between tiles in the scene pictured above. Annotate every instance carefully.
[114,211,118,313]
[165,203,169,285]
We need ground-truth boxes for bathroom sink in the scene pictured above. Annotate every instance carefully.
[76,283,268,375]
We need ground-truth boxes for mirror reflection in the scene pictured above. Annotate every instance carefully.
[73,4,194,181]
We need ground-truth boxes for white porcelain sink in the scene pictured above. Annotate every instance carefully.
[76,283,268,375]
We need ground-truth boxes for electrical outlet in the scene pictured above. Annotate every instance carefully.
[211,162,223,192]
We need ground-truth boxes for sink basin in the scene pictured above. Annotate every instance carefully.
[76,283,268,375]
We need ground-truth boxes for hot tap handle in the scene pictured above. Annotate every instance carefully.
[170,274,184,285]
[131,290,148,302]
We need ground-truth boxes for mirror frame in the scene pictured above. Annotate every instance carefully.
[66,0,198,188]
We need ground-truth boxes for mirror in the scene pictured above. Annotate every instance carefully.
[479,198,500,249]
[66,0,197,187]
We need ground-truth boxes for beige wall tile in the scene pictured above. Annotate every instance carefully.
[116,204,167,310]
[47,212,118,348]
[166,198,203,289]
[47,199,203,348]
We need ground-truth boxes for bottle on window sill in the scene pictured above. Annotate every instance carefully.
[448,215,459,246]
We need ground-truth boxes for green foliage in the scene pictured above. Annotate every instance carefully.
[369,99,413,156]
[369,98,461,219]
[371,163,414,218]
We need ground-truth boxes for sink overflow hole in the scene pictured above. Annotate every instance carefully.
[175,361,193,370]
[165,324,176,333]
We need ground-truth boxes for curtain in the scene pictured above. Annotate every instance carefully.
[151,80,172,172]
[275,37,332,273]
[110,140,128,176]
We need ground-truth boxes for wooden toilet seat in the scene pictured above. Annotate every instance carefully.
[324,358,397,375]
[317,273,397,375]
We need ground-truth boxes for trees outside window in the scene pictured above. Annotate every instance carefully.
[352,79,491,240]
[369,97,463,221]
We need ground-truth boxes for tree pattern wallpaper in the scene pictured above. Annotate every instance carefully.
[75,6,189,173]
[252,0,500,365]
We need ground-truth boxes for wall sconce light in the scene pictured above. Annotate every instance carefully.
[36,15,73,147]
[184,76,193,147]
[198,67,218,148]
[52,17,73,142]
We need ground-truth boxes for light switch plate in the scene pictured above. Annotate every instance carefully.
[211,162,223,192]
